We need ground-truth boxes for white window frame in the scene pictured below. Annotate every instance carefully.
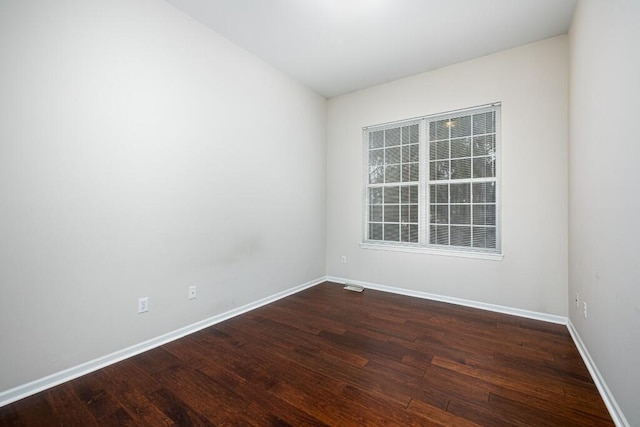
[361,103,503,260]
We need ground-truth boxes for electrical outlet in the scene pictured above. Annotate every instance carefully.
[583,301,588,319]
[138,297,149,314]
[341,256,347,264]
[188,285,197,300]
[576,292,580,308]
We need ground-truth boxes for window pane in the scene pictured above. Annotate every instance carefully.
[473,112,495,135]
[370,130,384,149]
[473,182,496,203]
[385,164,401,182]
[402,145,410,162]
[486,205,496,225]
[400,186,410,203]
[430,140,449,160]
[413,144,420,162]
[487,227,496,248]
[401,224,419,243]
[430,205,448,224]
[450,205,471,224]
[409,144,419,162]
[401,185,419,204]
[401,224,410,242]
[450,116,471,138]
[451,226,472,247]
[430,184,448,204]
[384,186,400,203]
[473,205,485,225]
[430,225,449,245]
[473,204,496,226]
[385,146,401,164]
[473,226,496,248]
[400,204,409,222]
[410,124,419,144]
[402,163,420,182]
[473,226,486,247]
[473,156,495,178]
[472,135,495,156]
[384,205,399,223]
[486,111,495,133]
[370,187,383,204]
[369,205,383,222]
[409,204,419,223]
[430,160,450,180]
[409,163,419,181]
[409,224,419,242]
[369,223,383,240]
[402,124,419,145]
[431,119,449,140]
[384,224,400,241]
[451,137,471,158]
[451,158,471,179]
[385,127,401,147]
[402,126,410,145]
[473,113,487,135]
[369,148,383,166]
[450,183,470,203]
[410,185,419,203]
[369,166,383,184]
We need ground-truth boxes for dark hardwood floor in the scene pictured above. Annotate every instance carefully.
[0,282,614,426]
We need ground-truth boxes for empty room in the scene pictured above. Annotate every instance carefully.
[0,0,638,425]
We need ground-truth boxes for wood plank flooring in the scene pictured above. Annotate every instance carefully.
[0,282,614,426]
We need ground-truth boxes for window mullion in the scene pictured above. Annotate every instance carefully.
[420,118,428,245]
[447,115,452,247]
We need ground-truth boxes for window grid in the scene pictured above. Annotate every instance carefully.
[365,104,500,253]
[428,181,497,249]
[427,110,497,250]
[367,122,420,243]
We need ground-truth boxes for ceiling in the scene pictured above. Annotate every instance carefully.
[165,0,576,98]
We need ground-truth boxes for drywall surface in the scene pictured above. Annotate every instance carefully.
[0,0,326,392]
[326,36,569,315]
[569,1,640,424]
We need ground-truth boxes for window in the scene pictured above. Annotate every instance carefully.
[364,104,500,254]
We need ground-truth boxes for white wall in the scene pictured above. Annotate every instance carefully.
[327,36,569,316]
[569,1,640,425]
[0,0,326,393]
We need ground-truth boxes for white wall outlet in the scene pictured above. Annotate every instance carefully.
[341,255,347,264]
[583,301,588,319]
[188,285,197,300]
[138,297,149,313]
[576,292,580,308]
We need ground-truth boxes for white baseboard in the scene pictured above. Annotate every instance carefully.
[3,276,628,427]
[567,320,629,427]
[0,276,325,408]
[326,276,568,324]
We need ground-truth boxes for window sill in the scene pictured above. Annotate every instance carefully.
[359,242,504,261]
